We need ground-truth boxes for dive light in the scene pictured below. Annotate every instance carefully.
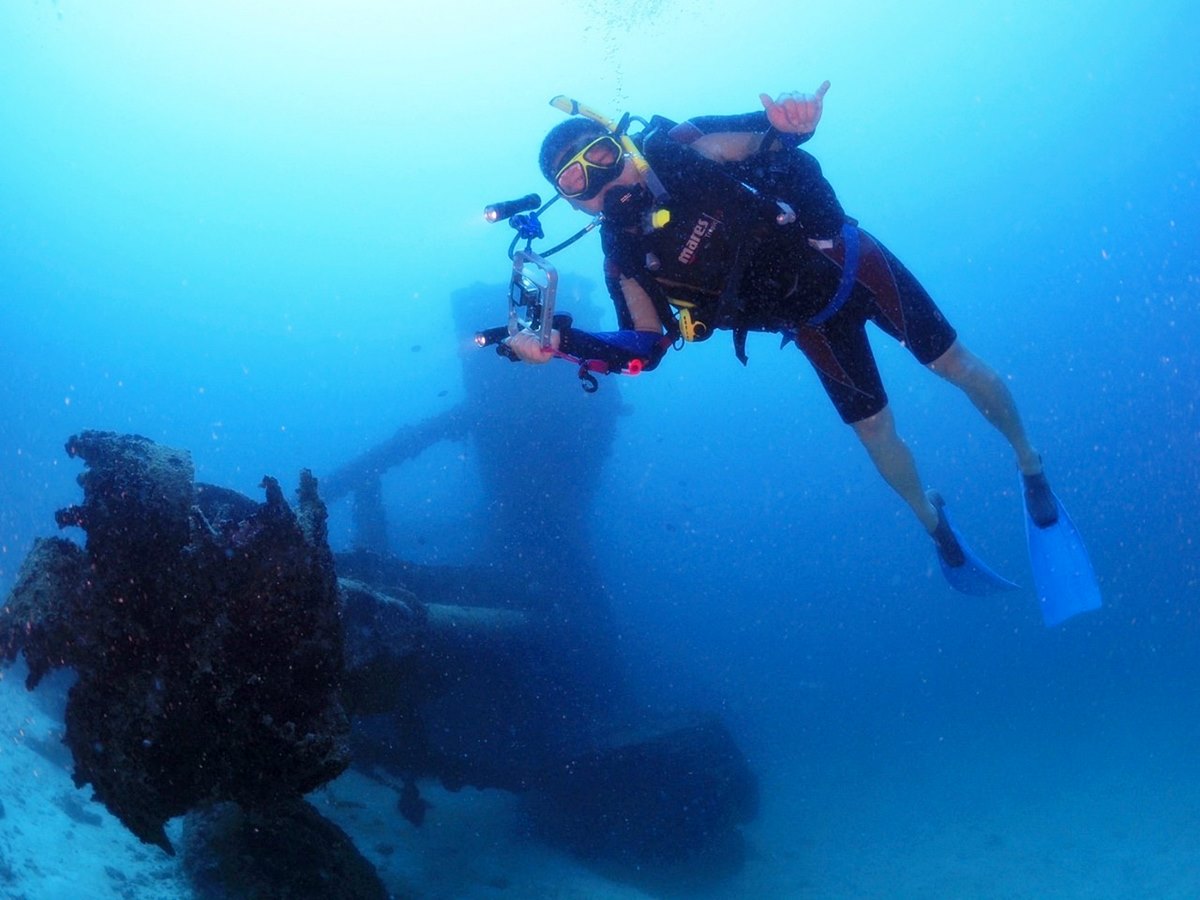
[474,325,520,362]
[474,325,510,348]
[484,193,542,223]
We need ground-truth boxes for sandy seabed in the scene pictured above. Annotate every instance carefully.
[1,663,1198,900]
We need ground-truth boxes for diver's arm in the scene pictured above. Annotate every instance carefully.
[618,275,667,333]
[505,320,667,372]
[506,275,667,369]
[675,122,802,164]
[673,81,831,164]
[542,272,668,372]
[558,326,668,373]
[553,273,668,372]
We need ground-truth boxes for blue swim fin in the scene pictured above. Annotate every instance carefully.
[1021,474,1101,627]
[929,492,1019,595]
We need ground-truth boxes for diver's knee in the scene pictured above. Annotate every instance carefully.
[851,405,895,445]
[929,339,965,373]
[929,340,980,382]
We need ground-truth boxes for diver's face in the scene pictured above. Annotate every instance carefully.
[564,161,632,214]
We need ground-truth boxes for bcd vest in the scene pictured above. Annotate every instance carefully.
[601,118,851,345]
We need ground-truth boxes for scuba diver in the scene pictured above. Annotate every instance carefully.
[502,82,1100,625]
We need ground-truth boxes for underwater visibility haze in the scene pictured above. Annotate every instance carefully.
[1,0,1198,897]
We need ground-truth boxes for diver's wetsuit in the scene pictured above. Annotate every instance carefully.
[583,109,957,423]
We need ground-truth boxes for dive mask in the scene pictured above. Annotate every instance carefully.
[554,134,624,200]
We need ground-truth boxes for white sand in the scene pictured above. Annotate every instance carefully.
[3,660,1199,899]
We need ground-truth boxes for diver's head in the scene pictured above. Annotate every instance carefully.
[539,118,626,205]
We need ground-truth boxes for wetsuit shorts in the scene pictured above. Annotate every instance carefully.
[790,230,957,424]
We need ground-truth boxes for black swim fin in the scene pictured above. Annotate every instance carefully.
[1021,471,1101,627]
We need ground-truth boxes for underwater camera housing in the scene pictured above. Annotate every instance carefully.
[507,249,558,346]
[474,249,558,356]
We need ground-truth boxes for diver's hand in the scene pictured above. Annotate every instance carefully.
[504,328,560,365]
[759,81,830,135]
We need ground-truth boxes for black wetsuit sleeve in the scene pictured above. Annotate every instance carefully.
[557,326,669,373]
[677,111,770,134]
[671,110,845,240]
[668,110,813,147]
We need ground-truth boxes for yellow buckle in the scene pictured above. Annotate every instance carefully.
[678,308,707,342]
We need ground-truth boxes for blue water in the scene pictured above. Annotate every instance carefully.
[2,1,1198,897]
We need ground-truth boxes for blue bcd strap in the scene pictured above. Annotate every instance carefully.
[806,222,861,327]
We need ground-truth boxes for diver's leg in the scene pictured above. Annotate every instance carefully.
[790,294,941,535]
[927,340,1042,475]
[850,234,1044,480]
[850,405,939,533]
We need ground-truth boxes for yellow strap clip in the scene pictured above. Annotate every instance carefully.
[678,308,707,342]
